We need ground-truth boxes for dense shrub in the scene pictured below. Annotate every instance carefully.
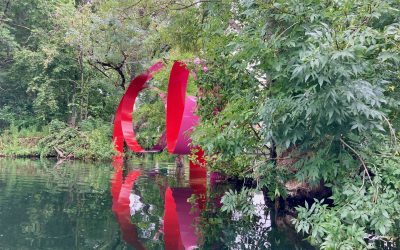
[38,119,114,160]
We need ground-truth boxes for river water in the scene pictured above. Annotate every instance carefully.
[0,158,316,249]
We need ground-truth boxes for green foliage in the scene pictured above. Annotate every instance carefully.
[160,8,203,52]
[294,145,400,249]
[132,88,166,150]
[0,124,43,157]
[294,199,368,250]
[221,188,256,218]
[0,119,114,160]
[178,0,400,248]
[1,0,121,127]
[38,119,114,160]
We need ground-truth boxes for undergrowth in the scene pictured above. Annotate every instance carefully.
[0,118,115,161]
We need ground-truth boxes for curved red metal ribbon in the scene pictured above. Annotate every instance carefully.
[113,61,199,155]
[166,62,200,154]
[113,62,165,153]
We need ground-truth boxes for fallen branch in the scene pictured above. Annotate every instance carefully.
[53,146,65,158]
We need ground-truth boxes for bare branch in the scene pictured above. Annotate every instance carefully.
[3,21,32,31]
[339,138,374,187]
[88,61,110,78]
[383,115,397,146]
[95,60,126,89]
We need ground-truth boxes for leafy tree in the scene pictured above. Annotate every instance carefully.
[173,0,400,248]
[0,0,125,128]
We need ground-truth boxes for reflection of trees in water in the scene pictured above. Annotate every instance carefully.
[1,159,316,249]
[227,193,272,249]
[130,175,166,249]
[0,159,125,249]
[197,183,315,250]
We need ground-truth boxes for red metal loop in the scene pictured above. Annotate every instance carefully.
[113,60,199,155]
[166,61,199,154]
[113,62,165,153]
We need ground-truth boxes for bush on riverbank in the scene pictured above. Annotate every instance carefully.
[0,125,43,157]
[188,1,400,248]
[0,119,114,161]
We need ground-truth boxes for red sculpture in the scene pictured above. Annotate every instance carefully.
[113,61,199,155]
[113,62,165,153]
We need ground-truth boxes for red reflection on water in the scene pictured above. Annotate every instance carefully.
[164,187,185,250]
[111,155,208,250]
[111,157,145,250]
[189,148,207,210]
[164,151,207,250]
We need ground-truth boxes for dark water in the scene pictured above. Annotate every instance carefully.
[0,158,315,250]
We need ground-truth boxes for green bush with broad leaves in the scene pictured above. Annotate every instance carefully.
[167,0,400,248]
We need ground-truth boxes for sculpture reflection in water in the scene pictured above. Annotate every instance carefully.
[164,149,207,250]
[111,154,207,249]
[111,157,145,250]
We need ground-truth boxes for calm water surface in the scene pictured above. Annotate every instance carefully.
[0,158,315,249]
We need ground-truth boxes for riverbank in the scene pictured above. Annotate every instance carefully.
[0,120,177,163]
[0,120,114,161]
